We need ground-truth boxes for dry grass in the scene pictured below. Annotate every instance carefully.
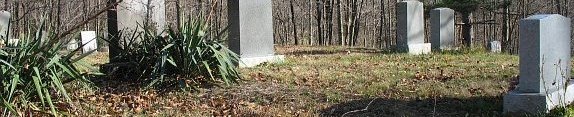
[65,46,521,116]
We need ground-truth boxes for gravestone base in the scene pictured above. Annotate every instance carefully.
[504,80,574,114]
[407,43,431,55]
[240,55,285,68]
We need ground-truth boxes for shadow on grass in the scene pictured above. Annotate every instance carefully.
[282,47,398,56]
[89,64,221,95]
[320,96,503,117]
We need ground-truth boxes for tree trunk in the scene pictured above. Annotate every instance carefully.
[289,0,299,45]
[326,0,333,45]
[462,12,473,47]
[176,0,181,29]
[502,3,510,52]
[316,0,323,46]
[107,0,120,62]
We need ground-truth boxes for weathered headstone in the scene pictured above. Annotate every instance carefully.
[67,40,78,51]
[504,14,574,114]
[81,31,98,53]
[117,0,166,35]
[488,41,501,53]
[430,8,455,51]
[396,0,430,55]
[227,0,284,67]
[0,11,10,40]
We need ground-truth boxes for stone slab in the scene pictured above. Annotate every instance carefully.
[396,0,425,52]
[407,43,431,55]
[431,8,455,51]
[504,81,574,114]
[81,31,98,53]
[239,55,285,68]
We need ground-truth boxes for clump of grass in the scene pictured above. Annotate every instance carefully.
[109,18,240,90]
[0,22,91,116]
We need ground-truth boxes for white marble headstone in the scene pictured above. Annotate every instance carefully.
[0,11,10,40]
[81,31,97,53]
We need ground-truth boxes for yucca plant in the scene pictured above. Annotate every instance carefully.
[110,18,240,90]
[0,22,91,116]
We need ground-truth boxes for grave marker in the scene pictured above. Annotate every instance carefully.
[488,41,501,53]
[117,0,166,35]
[396,0,430,55]
[81,31,97,53]
[227,0,284,67]
[0,11,9,40]
[504,14,574,114]
[430,8,455,51]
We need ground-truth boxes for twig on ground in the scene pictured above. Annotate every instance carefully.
[341,98,380,117]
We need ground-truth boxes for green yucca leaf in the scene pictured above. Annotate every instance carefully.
[49,69,71,102]
[0,59,15,70]
[162,44,175,51]
[7,75,19,105]
[45,54,61,69]
[70,49,97,63]
[202,61,216,81]
[166,57,177,67]
[32,67,46,106]
[43,88,57,116]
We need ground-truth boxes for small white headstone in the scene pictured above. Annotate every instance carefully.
[81,31,97,53]
[67,40,78,51]
[489,41,501,53]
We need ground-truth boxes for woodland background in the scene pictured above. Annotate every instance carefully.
[0,0,572,53]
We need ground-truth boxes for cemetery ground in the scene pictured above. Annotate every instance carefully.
[65,46,572,116]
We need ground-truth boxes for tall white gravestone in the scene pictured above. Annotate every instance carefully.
[81,31,98,53]
[430,8,455,51]
[396,0,430,55]
[117,0,166,34]
[504,14,574,114]
[0,11,10,40]
[227,0,284,67]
